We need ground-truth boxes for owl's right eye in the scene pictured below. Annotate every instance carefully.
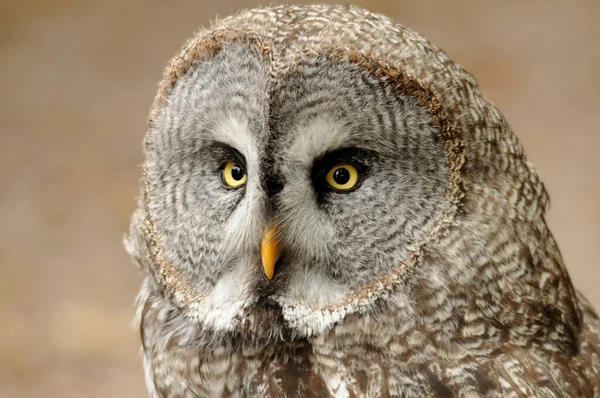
[221,162,247,188]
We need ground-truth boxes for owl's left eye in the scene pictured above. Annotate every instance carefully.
[311,148,368,194]
[325,165,359,191]
[221,162,247,188]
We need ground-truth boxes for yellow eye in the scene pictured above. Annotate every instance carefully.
[221,162,247,188]
[325,164,359,191]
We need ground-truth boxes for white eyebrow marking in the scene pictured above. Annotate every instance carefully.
[211,115,254,158]
[287,115,352,166]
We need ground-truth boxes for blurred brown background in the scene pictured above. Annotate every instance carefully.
[1,0,598,397]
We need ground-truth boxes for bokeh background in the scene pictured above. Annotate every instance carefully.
[1,0,598,396]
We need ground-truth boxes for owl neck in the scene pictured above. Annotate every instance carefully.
[138,215,582,364]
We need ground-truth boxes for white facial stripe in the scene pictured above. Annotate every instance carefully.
[187,259,257,331]
[224,187,265,253]
[212,115,265,252]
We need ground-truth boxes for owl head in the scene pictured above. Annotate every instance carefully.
[127,5,576,342]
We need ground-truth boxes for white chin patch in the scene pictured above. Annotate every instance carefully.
[185,263,256,331]
[273,271,355,336]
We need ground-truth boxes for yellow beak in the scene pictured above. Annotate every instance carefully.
[261,226,280,280]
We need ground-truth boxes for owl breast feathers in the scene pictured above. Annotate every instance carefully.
[125,4,600,397]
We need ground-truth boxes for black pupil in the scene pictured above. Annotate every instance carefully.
[231,164,245,181]
[333,167,350,185]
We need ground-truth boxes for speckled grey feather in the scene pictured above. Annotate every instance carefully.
[125,4,600,397]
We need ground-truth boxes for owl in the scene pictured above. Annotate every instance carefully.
[125,4,600,397]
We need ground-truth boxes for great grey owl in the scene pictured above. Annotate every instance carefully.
[125,4,600,397]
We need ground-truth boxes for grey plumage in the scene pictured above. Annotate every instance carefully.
[125,4,600,397]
